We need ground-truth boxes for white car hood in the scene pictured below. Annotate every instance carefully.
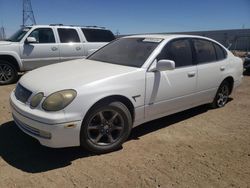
[20,59,140,95]
[0,41,12,45]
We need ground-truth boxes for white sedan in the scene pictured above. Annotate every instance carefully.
[10,35,243,153]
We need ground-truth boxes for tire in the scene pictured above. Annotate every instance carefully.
[0,60,18,85]
[210,81,230,109]
[80,101,132,154]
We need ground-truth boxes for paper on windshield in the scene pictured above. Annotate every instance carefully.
[143,38,163,43]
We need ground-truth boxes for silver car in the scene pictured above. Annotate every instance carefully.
[0,24,115,85]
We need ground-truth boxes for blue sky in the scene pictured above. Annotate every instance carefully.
[0,0,250,37]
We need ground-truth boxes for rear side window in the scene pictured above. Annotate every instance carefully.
[213,43,226,60]
[158,39,193,68]
[81,29,115,42]
[193,39,216,64]
[28,28,55,43]
[57,28,80,43]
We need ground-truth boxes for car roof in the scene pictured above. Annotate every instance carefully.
[124,34,216,41]
[27,25,107,30]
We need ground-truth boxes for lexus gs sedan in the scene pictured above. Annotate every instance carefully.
[10,35,243,153]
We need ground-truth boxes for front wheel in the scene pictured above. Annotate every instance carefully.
[80,101,132,154]
[210,81,230,108]
[0,60,18,85]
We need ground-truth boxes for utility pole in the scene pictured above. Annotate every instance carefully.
[0,23,6,40]
[22,0,36,27]
[115,29,120,37]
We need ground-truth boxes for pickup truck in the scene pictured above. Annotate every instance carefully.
[0,24,115,85]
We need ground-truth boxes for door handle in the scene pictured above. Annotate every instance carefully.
[51,47,58,51]
[76,46,82,51]
[187,71,196,77]
[220,66,225,71]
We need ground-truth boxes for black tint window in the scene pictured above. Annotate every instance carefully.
[213,43,226,60]
[81,29,115,42]
[28,28,55,43]
[193,39,216,63]
[158,39,193,67]
[58,28,80,43]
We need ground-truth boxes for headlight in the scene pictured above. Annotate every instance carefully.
[30,92,44,108]
[42,90,77,111]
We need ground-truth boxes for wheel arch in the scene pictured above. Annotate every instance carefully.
[0,54,22,71]
[222,76,234,95]
[84,95,135,123]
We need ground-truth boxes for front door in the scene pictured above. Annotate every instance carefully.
[20,28,59,70]
[145,38,197,121]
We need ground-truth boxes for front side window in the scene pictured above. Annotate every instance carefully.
[193,39,217,64]
[158,39,193,68]
[28,28,55,43]
[58,28,80,43]
[81,29,115,42]
[88,38,161,67]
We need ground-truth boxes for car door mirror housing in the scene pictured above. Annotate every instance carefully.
[149,59,175,72]
[26,37,37,44]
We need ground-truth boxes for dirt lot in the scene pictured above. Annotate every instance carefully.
[0,73,250,188]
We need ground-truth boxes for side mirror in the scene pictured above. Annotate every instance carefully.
[25,37,37,44]
[149,59,175,72]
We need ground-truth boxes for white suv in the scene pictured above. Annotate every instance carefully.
[0,24,115,85]
[10,35,243,153]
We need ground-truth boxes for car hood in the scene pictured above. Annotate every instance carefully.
[20,59,140,95]
[0,41,12,45]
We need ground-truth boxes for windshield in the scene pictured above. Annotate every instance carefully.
[7,27,31,42]
[88,37,162,67]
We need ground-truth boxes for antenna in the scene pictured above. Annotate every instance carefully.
[22,0,36,27]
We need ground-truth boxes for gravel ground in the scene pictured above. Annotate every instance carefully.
[0,72,250,188]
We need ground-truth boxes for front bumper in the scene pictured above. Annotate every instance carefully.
[10,91,82,148]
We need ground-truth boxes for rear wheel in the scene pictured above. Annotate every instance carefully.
[0,60,18,85]
[80,101,132,154]
[210,81,230,108]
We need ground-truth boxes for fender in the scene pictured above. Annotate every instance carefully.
[69,86,144,126]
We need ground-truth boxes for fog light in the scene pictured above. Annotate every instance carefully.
[39,130,51,139]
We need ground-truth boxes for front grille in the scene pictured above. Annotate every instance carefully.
[15,84,32,103]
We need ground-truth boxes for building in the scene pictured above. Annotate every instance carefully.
[121,28,250,52]
[167,29,250,51]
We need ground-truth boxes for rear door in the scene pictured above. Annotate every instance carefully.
[81,28,115,56]
[192,38,228,103]
[145,38,198,120]
[20,27,59,70]
[57,28,84,61]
